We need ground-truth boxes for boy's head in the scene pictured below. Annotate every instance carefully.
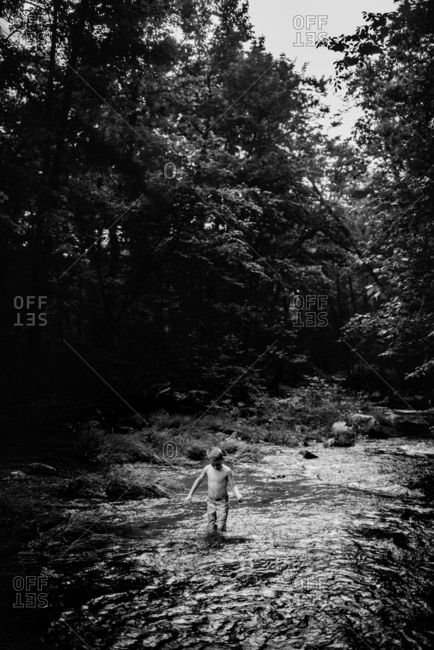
[207,447,223,468]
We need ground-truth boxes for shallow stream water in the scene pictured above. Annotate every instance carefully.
[5,436,434,649]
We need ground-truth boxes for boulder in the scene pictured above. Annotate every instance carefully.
[26,462,57,476]
[367,423,395,439]
[331,421,356,447]
[9,470,28,480]
[373,408,399,428]
[348,414,377,432]
[332,421,351,435]
[393,409,433,435]
[370,408,434,436]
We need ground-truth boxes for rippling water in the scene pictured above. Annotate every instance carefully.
[8,437,434,649]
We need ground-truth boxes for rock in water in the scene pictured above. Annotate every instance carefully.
[331,421,350,434]
[331,421,356,447]
[349,413,377,432]
[298,450,318,459]
[26,463,57,475]
[9,470,28,480]
[373,408,398,428]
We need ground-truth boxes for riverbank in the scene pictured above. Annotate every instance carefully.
[2,435,434,649]
[0,378,353,560]
[2,381,434,649]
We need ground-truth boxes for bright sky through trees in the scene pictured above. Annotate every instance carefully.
[248,0,397,137]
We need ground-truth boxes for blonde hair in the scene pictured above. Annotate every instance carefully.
[207,447,223,461]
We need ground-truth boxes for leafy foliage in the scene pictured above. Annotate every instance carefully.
[0,0,381,405]
[322,0,434,393]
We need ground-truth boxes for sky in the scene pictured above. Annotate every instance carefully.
[248,0,397,137]
[1,0,397,137]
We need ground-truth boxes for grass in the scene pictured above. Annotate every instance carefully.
[75,418,226,465]
[2,380,365,559]
[75,425,161,463]
[67,466,180,501]
[75,379,353,465]
[105,465,180,500]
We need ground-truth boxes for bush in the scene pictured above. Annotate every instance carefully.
[74,423,110,460]
[249,383,342,441]
[105,465,179,501]
[75,424,160,463]
[185,444,208,460]
[220,441,240,454]
[67,474,106,498]
[101,433,154,463]
[232,446,263,462]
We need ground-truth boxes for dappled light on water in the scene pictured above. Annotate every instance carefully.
[24,438,434,649]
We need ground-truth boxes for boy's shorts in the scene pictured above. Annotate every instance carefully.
[207,496,229,532]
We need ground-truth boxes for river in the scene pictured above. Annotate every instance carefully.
[4,435,434,649]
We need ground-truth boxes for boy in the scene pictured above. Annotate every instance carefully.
[185,447,242,534]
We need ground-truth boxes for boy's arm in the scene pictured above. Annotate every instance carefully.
[185,467,207,503]
[227,469,242,501]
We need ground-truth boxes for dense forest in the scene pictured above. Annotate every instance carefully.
[2,4,434,649]
[1,0,433,413]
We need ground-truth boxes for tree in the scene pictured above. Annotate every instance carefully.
[0,0,361,404]
[322,0,434,394]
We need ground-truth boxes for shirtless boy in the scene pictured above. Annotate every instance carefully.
[185,447,242,534]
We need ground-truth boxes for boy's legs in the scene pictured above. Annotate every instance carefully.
[216,498,229,533]
[207,498,217,533]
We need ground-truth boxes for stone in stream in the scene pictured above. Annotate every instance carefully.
[26,462,57,476]
[331,421,356,447]
[348,413,377,432]
[367,408,433,436]
[298,450,318,459]
[372,408,399,428]
[348,412,397,438]
[392,409,434,435]
[7,470,28,480]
